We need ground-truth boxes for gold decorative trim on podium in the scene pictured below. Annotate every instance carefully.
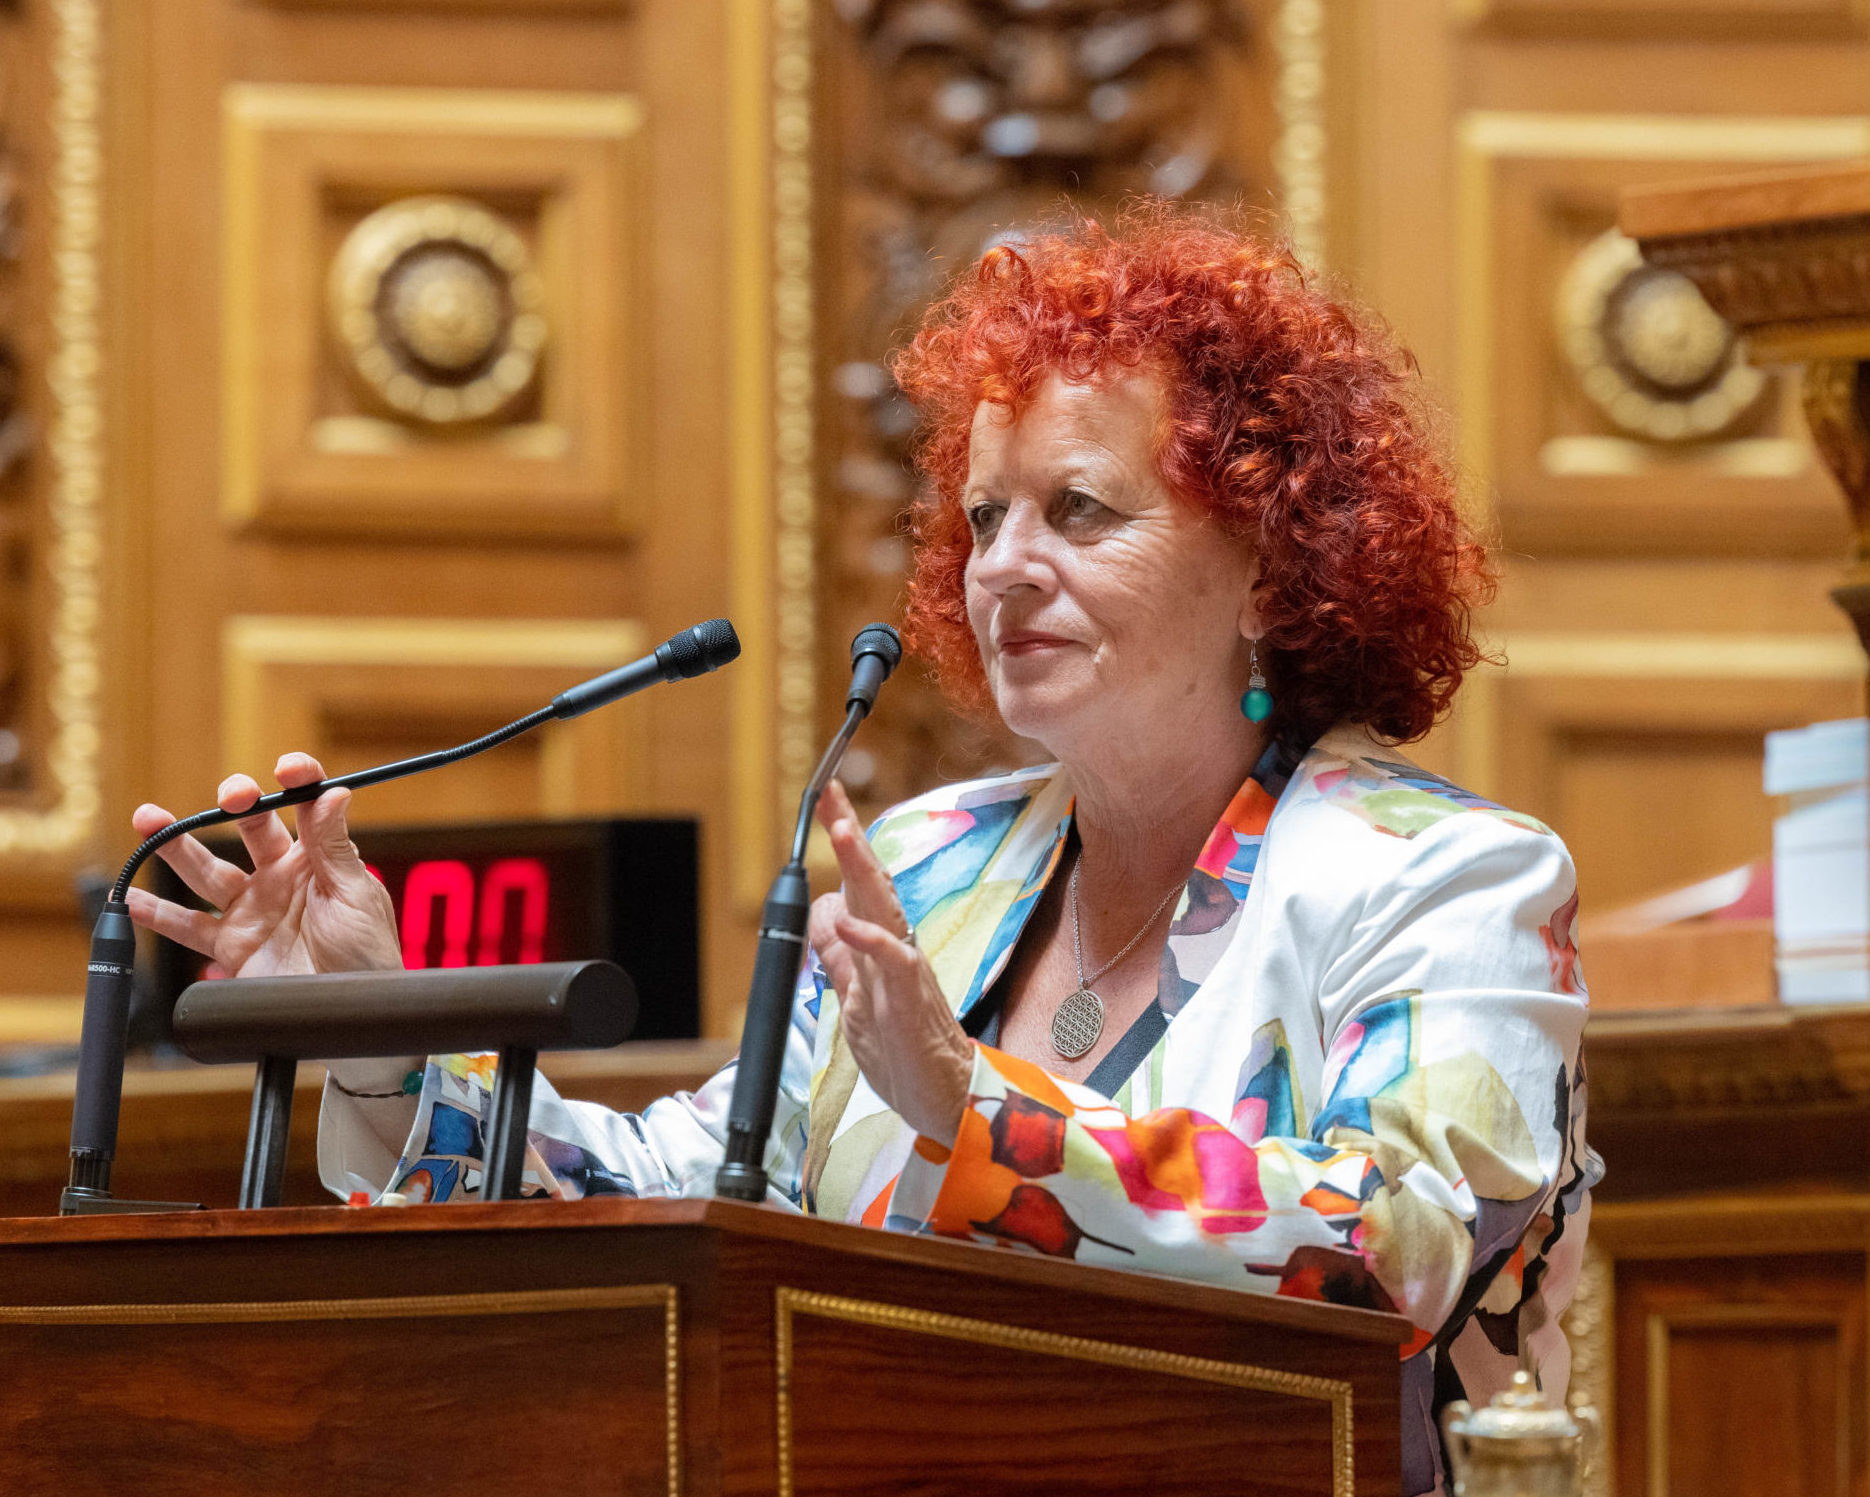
[773,1287,1355,1497]
[0,1284,682,1495]
[0,0,104,856]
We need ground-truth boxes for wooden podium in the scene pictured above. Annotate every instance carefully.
[0,1197,1407,1496]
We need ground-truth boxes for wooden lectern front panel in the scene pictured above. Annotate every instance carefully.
[0,1199,1404,1497]
[0,1287,680,1497]
[781,1300,1342,1496]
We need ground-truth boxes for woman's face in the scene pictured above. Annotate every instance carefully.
[962,368,1261,762]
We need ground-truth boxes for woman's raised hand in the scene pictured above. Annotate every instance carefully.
[808,779,973,1146]
[124,752,402,979]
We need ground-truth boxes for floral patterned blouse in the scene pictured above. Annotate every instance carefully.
[321,722,1600,1497]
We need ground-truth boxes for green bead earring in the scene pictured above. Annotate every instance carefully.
[1240,641,1273,724]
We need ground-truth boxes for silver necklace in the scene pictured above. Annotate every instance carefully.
[1050,862,1184,1061]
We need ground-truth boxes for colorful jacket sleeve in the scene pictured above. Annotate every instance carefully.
[883,810,1590,1349]
[316,954,829,1207]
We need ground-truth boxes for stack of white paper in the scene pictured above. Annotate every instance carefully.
[1765,717,1870,1004]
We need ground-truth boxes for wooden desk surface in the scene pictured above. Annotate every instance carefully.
[6,1004,1870,1213]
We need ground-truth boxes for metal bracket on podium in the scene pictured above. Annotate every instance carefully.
[169,961,637,1208]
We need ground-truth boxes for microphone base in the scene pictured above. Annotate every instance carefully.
[59,1187,202,1216]
[712,1161,768,1202]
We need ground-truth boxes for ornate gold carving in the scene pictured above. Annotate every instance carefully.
[328,195,546,426]
[0,0,103,852]
[819,0,1264,821]
[1800,359,1870,655]
[1585,1004,1870,1113]
[1557,229,1764,442]
[222,85,643,539]
[1456,109,1870,495]
[1273,0,1328,270]
[771,0,818,840]
[774,1287,1355,1497]
[1561,1240,1615,1497]
[1,1284,682,1495]
[1644,219,1870,338]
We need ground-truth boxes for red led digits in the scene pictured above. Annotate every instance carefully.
[398,860,475,969]
[393,856,552,970]
[474,857,550,966]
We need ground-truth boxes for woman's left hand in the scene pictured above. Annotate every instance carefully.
[809,780,974,1147]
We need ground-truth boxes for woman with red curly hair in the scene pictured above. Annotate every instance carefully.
[136,207,1595,1497]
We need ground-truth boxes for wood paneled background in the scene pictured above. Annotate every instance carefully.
[0,2,1862,1491]
[0,4,1852,1010]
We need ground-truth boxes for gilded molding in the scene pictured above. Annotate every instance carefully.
[1273,0,1327,268]
[770,0,817,847]
[1,1284,682,1495]
[774,1287,1355,1497]
[327,195,546,427]
[0,0,103,855]
[1561,1240,1614,1497]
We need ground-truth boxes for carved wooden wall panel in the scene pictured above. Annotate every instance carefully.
[1613,1253,1865,1497]
[1340,2,1870,917]
[222,617,645,826]
[222,84,645,539]
[813,0,1286,822]
[0,0,755,1029]
[0,0,107,894]
[1459,636,1861,907]
[1456,113,1869,558]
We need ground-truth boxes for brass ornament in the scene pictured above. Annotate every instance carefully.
[327,195,546,426]
[1442,1369,1601,1497]
[1556,228,1764,443]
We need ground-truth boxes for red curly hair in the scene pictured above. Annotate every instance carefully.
[892,204,1494,752]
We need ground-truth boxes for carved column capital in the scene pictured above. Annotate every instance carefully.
[1801,359,1870,663]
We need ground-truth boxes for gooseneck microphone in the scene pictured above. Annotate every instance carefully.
[715,622,902,1203]
[62,618,739,1215]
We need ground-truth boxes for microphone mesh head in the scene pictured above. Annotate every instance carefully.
[851,622,902,670]
[666,617,741,678]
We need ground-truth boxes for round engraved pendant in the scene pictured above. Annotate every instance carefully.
[1050,986,1106,1060]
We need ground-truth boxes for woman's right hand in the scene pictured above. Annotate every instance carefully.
[124,751,402,978]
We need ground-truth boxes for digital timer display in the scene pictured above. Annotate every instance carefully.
[146,816,700,1043]
[386,855,552,969]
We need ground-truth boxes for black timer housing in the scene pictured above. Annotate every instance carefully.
[144,816,700,1047]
